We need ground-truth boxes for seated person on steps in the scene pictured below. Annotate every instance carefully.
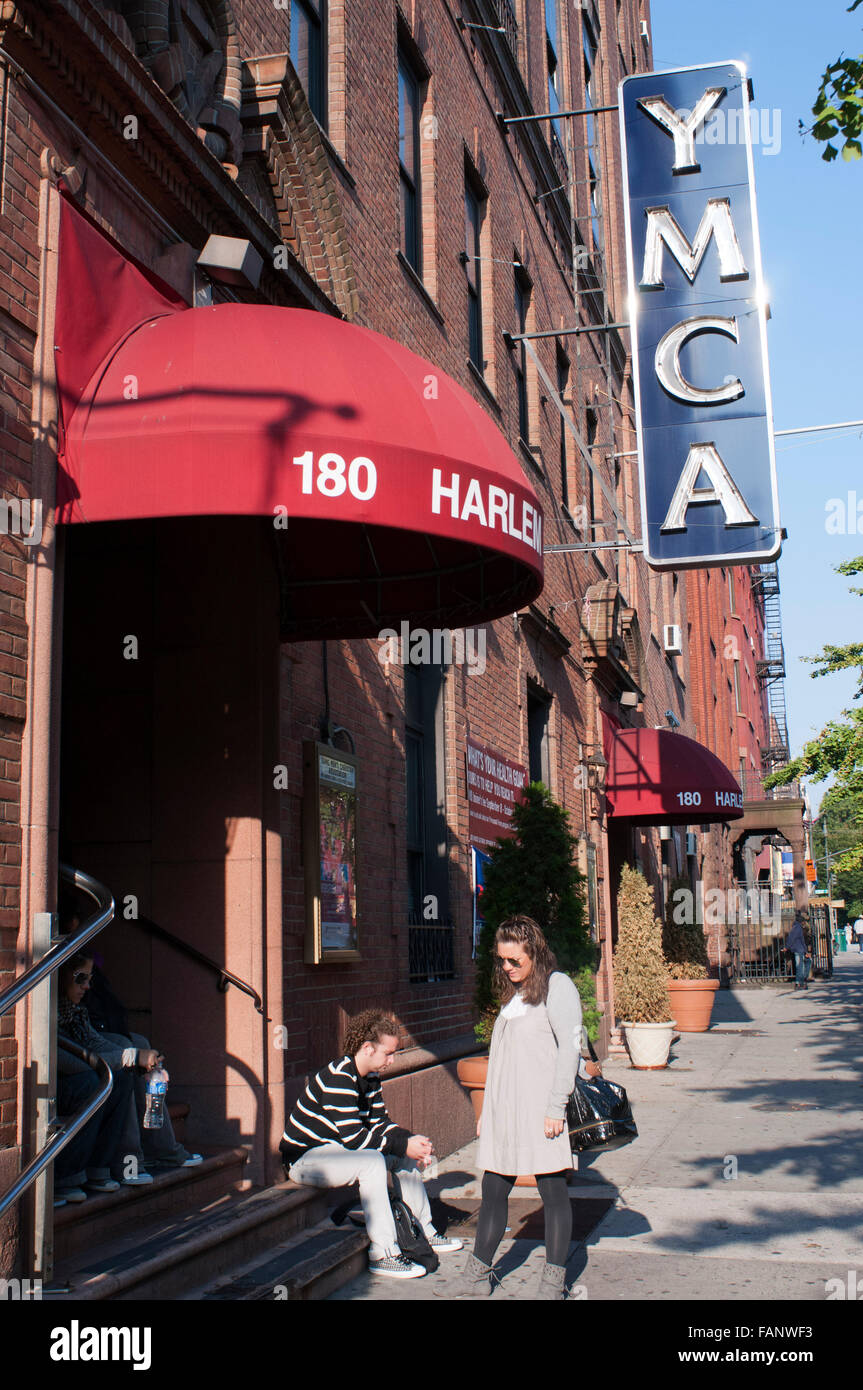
[59,892,203,1187]
[280,1008,462,1280]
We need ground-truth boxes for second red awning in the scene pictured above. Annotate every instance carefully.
[603,722,744,825]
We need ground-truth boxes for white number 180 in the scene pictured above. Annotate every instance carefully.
[293,450,377,501]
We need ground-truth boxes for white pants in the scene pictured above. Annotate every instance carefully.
[289,1144,434,1260]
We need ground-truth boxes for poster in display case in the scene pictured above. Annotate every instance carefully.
[303,741,360,963]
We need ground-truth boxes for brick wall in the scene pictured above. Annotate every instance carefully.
[0,56,41,1151]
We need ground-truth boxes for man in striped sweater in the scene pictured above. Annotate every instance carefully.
[281,1009,463,1279]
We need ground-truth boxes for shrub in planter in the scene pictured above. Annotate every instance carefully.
[663,875,709,980]
[613,866,674,1068]
[472,783,599,1045]
[663,874,719,1032]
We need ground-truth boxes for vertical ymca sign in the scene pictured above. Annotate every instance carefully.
[619,63,782,569]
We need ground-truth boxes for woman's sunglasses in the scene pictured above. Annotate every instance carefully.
[72,971,93,985]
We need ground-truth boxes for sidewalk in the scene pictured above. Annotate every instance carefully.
[329,951,863,1301]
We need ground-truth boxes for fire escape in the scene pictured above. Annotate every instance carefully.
[752,563,790,768]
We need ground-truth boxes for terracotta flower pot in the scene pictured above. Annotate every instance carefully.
[667,978,720,1032]
[456,1054,489,1124]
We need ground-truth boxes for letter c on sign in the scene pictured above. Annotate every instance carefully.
[655,316,744,406]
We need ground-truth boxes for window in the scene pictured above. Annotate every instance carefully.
[585,404,598,537]
[733,659,743,714]
[292,0,326,128]
[582,13,601,250]
[728,567,737,614]
[465,178,484,372]
[513,269,530,442]
[405,661,448,924]
[544,0,565,171]
[557,349,570,510]
[398,52,421,273]
[527,685,551,786]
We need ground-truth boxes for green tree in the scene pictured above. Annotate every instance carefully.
[813,792,863,917]
[764,557,863,872]
[806,1,863,161]
[473,783,598,1042]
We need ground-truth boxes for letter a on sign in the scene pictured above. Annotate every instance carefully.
[619,62,781,570]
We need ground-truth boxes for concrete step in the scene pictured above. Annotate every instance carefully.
[47,1180,336,1300]
[186,1215,370,1301]
[53,1147,249,1264]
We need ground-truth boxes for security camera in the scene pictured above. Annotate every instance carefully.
[665,710,681,728]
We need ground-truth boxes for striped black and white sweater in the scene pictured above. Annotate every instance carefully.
[280,1055,411,1169]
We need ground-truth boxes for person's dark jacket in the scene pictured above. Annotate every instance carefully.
[786,920,808,955]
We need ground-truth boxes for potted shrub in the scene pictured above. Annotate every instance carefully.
[663,874,720,1032]
[457,783,600,1113]
[613,865,675,1069]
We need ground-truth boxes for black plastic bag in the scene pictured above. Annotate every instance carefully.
[566,1041,638,1155]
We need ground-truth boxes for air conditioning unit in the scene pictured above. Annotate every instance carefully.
[686,832,698,857]
[640,19,649,39]
[663,624,682,655]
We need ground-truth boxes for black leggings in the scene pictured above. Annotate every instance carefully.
[474,1169,572,1268]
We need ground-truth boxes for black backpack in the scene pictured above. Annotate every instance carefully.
[389,1172,439,1273]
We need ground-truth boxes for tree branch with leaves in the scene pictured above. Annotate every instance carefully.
[805,0,863,161]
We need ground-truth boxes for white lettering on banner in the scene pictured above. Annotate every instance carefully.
[292,451,377,500]
[715,790,743,809]
[674,790,742,810]
[431,469,542,556]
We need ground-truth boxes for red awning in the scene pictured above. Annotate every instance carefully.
[602,721,744,825]
[54,197,544,640]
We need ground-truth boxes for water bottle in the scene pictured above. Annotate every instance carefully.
[143,1066,169,1129]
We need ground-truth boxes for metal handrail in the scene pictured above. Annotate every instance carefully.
[0,863,116,1220]
[0,863,115,1019]
[0,861,115,1223]
[0,1041,112,1220]
[131,914,271,1020]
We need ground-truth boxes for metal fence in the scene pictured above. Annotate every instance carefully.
[408,923,456,983]
[737,770,803,802]
[727,899,831,983]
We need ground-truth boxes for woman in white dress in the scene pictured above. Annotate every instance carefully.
[455,915,601,1299]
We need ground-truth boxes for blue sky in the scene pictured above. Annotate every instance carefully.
[650,0,863,814]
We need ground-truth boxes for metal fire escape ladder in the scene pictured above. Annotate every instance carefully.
[753,563,790,766]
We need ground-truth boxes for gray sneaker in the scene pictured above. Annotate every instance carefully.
[428,1232,464,1253]
[368,1253,426,1279]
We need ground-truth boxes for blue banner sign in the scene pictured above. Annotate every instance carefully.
[619,62,781,569]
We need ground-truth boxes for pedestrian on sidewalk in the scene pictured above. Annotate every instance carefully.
[786,913,812,990]
[853,914,863,953]
[280,1008,463,1280]
[450,915,600,1301]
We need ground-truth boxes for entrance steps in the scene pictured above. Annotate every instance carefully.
[48,1151,367,1301]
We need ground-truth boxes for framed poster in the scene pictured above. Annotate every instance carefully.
[303,741,360,963]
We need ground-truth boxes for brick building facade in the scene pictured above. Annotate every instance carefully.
[0,0,792,1284]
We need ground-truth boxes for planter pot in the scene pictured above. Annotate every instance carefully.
[456,1054,489,1125]
[667,978,719,1032]
[622,1020,675,1070]
[455,1054,537,1185]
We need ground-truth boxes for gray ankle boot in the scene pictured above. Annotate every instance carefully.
[446,1251,496,1298]
[535,1262,567,1300]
